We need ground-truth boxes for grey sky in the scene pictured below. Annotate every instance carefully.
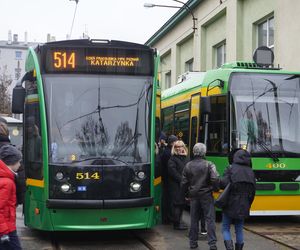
[0,0,185,44]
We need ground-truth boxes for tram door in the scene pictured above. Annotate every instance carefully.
[189,93,200,157]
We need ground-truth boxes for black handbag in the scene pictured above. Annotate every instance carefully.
[215,182,231,208]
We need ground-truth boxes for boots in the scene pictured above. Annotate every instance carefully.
[235,243,244,250]
[224,240,234,250]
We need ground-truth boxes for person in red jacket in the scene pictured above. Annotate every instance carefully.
[0,144,22,250]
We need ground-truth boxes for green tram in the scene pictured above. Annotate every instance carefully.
[12,39,162,230]
[161,48,300,216]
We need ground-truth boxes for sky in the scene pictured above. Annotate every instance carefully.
[0,0,186,44]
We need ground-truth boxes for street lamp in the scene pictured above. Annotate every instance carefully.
[144,0,197,32]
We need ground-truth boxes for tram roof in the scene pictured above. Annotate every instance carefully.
[162,72,205,100]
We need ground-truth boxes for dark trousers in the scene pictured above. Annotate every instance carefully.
[189,195,217,247]
[0,231,22,250]
[173,204,184,225]
[162,184,172,224]
[199,207,206,231]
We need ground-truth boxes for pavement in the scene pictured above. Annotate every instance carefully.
[16,206,294,250]
[143,211,294,250]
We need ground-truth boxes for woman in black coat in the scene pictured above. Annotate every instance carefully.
[220,149,256,250]
[168,139,189,230]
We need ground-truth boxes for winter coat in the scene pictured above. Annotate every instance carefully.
[168,155,189,205]
[0,140,25,205]
[181,157,219,199]
[0,160,17,236]
[220,149,256,219]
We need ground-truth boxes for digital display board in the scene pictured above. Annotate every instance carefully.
[43,47,154,76]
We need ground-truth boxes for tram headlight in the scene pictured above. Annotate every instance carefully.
[55,172,64,180]
[61,183,71,193]
[137,171,146,180]
[130,182,142,192]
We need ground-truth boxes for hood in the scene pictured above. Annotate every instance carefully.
[0,160,15,180]
[233,149,251,167]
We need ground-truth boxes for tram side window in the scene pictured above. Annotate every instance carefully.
[24,80,43,180]
[162,107,174,137]
[205,95,227,154]
[174,102,190,146]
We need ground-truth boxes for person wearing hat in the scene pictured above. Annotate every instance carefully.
[158,132,167,156]
[160,134,178,224]
[181,143,219,250]
[0,144,23,250]
[0,122,26,207]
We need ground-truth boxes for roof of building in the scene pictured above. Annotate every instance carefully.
[145,0,202,46]
[0,40,39,50]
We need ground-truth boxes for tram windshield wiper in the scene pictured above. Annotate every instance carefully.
[256,139,279,162]
[113,133,142,161]
[70,157,128,166]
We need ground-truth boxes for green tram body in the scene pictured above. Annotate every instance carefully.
[12,39,162,231]
[161,62,300,216]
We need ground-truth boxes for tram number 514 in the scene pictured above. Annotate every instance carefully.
[53,52,76,69]
[76,172,101,180]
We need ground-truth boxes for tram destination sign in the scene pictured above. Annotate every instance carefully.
[43,47,154,76]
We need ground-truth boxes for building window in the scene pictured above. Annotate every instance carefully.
[216,43,226,68]
[15,51,22,60]
[185,58,194,72]
[165,71,171,89]
[258,17,274,49]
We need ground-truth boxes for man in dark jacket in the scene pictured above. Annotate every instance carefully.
[220,149,256,250]
[160,135,178,224]
[181,143,219,250]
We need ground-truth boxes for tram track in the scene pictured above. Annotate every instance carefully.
[47,230,158,250]
[244,216,300,250]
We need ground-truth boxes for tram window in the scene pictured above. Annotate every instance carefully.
[162,107,174,136]
[174,102,190,146]
[204,95,227,154]
[24,80,43,180]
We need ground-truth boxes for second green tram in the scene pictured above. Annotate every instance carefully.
[12,39,162,230]
[161,60,300,216]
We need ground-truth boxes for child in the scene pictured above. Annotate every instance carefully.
[0,144,23,250]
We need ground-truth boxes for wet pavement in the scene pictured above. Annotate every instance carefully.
[16,206,298,250]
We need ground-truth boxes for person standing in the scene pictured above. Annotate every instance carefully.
[220,149,256,250]
[168,139,188,230]
[160,135,178,224]
[0,122,25,206]
[181,143,219,250]
[0,144,23,250]
[158,132,167,156]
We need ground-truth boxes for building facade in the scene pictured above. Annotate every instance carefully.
[0,31,38,94]
[146,0,300,90]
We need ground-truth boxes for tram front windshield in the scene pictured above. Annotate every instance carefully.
[230,73,300,156]
[43,74,152,164]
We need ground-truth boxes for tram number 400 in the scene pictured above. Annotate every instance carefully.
[76,172,101,180]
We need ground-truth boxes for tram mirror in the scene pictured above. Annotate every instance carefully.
[12,85,25,114]
[200,96,211,114]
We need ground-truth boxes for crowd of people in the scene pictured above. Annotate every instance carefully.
[0,116,256,250]
[157,132,256,250]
